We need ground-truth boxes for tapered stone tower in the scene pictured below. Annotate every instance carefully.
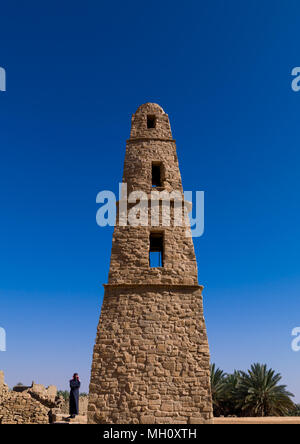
[88,103,213,424]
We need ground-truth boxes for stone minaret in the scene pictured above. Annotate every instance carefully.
[88,103,213,424]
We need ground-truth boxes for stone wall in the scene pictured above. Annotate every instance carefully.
[0,383,49,424]
[0,371,63,424]
[89,286,212,424]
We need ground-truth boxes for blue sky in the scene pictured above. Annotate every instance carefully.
[0,0,300,399]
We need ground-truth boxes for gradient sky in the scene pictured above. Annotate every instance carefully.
[0,0,300,400]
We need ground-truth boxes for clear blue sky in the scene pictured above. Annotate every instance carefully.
[0,0,300,399]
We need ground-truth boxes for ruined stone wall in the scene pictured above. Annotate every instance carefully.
[0,383,49,424]
[0,372,64,424]
[27,382,60,408]
[88,286,212,424]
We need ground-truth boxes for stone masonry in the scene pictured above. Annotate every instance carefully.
[0,370,89,424]
[0,372,50,424]
[0,371,68,424]
[88,103,213,424]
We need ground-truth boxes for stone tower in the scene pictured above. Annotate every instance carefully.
[88,103,213,424]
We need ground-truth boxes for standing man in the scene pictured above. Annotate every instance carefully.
[69,373,80,418]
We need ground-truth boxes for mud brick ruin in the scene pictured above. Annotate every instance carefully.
[88,103,213,424]
[0,370,61,424]
[0,370,88,424]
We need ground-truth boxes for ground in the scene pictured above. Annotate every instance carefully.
[214,417,300,424]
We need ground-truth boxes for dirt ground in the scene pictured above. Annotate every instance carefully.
[214,416,300,424]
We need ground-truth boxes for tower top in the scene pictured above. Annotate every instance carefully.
[135,102,165,114]
[130,102,173,140]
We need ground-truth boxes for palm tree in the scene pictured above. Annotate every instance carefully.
[222,371,242,416]
[235,363,294,416]
[57,390,70,401]
[287,403,300,416]
[210,363,226,416]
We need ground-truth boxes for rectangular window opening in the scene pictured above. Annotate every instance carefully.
[147,115,156,129]
[149,232,164,268]
[152,162,162,187]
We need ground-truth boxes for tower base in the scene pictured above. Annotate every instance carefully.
[88,284,213,424]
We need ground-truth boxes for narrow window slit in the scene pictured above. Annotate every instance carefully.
[147,115,156,129]
[149,232,164,267]
[152,162,162,187]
